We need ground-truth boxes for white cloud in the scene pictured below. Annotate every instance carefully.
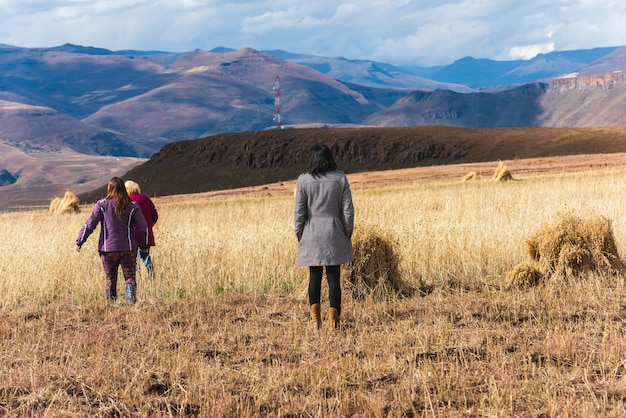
[509,43,555,60]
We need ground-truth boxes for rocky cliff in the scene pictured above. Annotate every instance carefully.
[551,72,626,92]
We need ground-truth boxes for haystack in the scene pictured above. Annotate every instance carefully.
[505,262,543,288]
[492,161,514,181]
[343,226,412,301]
[462,171,480,182]
[506,213,624,287]
[49,191,80,215]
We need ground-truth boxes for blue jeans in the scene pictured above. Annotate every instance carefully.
[138,249,154,280]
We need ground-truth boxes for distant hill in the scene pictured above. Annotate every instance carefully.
[403,47,619,88]
[365,73,626,128]
[79,125,626,202]
[83,48,398,142]
[577,47,626,76]
[364,83,549,127]
[0,101,151,156]
[265,50,473,92]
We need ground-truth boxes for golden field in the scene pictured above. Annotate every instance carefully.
[3,156,626,416]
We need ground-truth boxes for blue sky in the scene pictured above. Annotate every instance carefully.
[1,0,625,66]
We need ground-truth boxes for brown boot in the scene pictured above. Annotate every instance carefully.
[310,304,321,332]
[329,307,340,331]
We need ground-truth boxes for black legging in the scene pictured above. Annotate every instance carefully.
[308,265,341,311]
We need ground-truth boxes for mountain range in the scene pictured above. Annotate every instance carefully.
[2,42,626,210]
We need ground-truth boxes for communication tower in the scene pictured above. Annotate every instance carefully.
[272,75,283,129]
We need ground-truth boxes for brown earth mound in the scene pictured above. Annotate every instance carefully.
[80,125,626,203]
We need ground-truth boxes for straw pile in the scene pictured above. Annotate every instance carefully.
[492,161,514,181]
[462,161,514,182]
[49,191,80,215]
[505,262,544,288]
[506,213,624,287]
[462,171,480,182]
[343,226,412,301]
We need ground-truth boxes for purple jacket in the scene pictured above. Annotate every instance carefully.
[76,198,149,252]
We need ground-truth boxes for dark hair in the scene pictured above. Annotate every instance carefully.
[105,177,131,216]
[308,144,337,177]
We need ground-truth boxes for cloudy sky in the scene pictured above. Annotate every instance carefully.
[1,0,625,67]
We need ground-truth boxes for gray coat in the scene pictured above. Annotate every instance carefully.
[294,170,354,266]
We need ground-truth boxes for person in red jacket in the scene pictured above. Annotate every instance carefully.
[125,180,159,280]
[76,177,149,303]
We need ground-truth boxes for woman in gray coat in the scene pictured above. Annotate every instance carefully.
[294,144,354,332]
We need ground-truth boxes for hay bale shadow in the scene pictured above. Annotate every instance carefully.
[506,213,625,288]
[343,227,414,301]
[49,191,80,215]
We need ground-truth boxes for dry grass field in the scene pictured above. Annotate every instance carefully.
[3,153,626,417]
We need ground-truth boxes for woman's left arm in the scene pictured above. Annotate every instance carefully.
[294,179,307,241]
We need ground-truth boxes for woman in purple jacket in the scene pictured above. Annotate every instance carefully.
[76,177,149,303]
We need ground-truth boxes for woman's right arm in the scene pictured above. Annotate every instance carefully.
[341,178,354,239]
[76,202,103,247]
